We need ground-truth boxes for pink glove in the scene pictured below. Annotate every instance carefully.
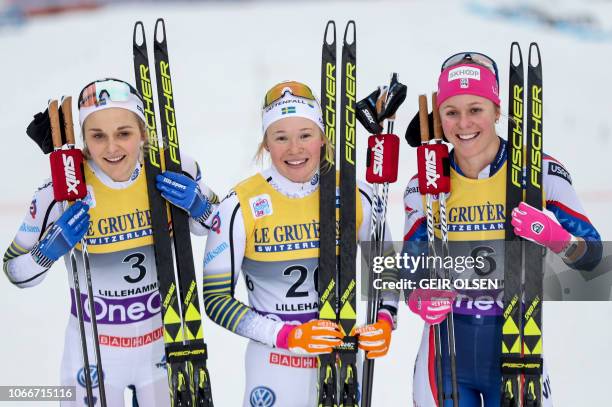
[511,202,571,253]
[407,288,455,325]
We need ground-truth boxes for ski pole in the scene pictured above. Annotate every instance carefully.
[48,100,99,407]
[61,96,108,407]
[361,74,402,407]
[432,92,459,407]
[417,95,445,407]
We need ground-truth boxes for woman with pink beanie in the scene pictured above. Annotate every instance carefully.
[403,52,602,406]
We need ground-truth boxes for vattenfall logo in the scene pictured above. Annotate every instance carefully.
[265,98,312,113]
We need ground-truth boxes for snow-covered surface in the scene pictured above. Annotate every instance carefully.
[1,1,611,405]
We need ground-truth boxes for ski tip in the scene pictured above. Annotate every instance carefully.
[528,42,541,68]
[154,18,167,45]
[324,20,336,45]
[133,21,145,46]
[343,20,356,45]
[510,42,523,68]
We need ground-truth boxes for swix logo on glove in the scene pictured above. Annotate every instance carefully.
[365,134,399,184]
[50,149,87,201]
[417,143,450,195]
[363,108,376,125]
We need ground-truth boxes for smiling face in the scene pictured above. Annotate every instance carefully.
[439,94,500,162]
[265,116,324,183]
[82,108,145,182]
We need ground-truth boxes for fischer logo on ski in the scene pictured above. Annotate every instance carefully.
[509,85,524,189]
[529,85,543,189]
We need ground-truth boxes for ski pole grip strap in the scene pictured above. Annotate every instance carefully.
[50,148,87,201]
[416,143,450,194]
[500,355,543,374]
[365,134,400,183]
[166,342,208,364]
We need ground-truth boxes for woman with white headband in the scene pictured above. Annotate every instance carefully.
[403,53,602,406]
[202,80,399,406]
[3,78,218,406]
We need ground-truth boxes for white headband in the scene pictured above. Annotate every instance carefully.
[79,93,146,127]
[262,94,325,134]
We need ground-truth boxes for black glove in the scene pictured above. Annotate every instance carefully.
[357,74,408,135]
[378,74,407,122]
[356,88,384,134]
[404,110,448,148]
[26,105,66,154]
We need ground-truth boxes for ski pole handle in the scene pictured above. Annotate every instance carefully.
[365,134,400,184]
[432,92,444,142]
[61,96,77,146]
[418,94,430,144]
[49,98,87,201]
[48,100,63,150]
[416,94,450,195]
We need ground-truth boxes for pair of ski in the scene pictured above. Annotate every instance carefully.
[47,97,106,407]
[132,19,213,406]
[501,42,544,407]
[317,20,359,407]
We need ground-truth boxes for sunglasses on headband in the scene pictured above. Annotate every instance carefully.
[78,78,143,109]
[263,81,316,108]
[441,52,499,84]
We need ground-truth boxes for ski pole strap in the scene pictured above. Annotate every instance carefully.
[500,355,543,374]
[166,342,208,364]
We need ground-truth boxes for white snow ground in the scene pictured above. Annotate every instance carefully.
[0,1,611,406]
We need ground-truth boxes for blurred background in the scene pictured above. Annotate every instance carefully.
[1,0,611,405]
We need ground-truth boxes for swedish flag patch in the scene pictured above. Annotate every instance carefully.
[281,106,296,115]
